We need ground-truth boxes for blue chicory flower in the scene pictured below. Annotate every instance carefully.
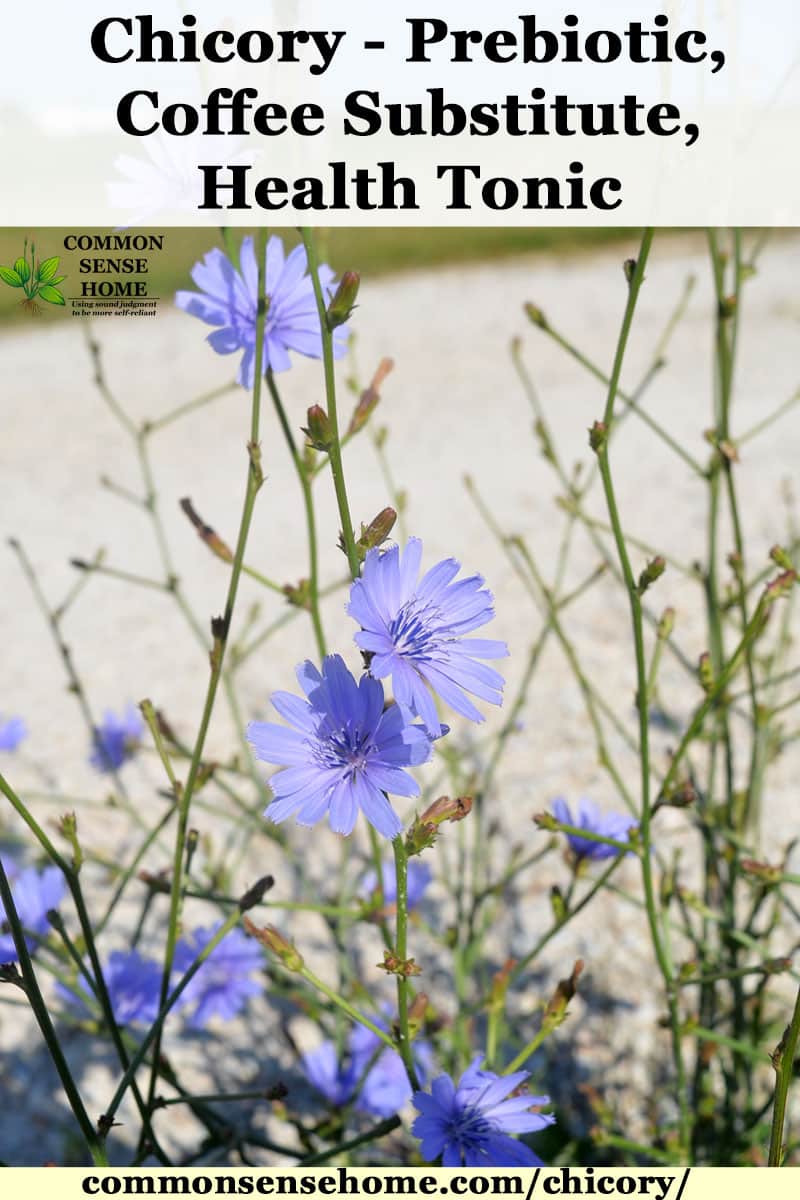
[58,949,162,1026]
[412,1056,554,1167]
[0,856,66,961]
[0,716,27,752]
[360,859,432,911]
[303,1018,432,1119]
[551,797,637,861]
[347,538,509,737]
[173,925,263,1029]
[175,235,348,388]
[90,705,145,773]
[247,654,433,840]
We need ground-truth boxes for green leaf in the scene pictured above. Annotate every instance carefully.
[51,275,66,285]
[14,257,30,283]
[0,266,23,287]
[38,284,65,305]
[37,255,60,284]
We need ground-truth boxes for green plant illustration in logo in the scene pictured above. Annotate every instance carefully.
[0,238,66,313]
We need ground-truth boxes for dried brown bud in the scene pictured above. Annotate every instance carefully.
[242,918,303,972]
[740,858,783,886]
[764,569,798,603]
[419,795,473,827]
[357,507,397,556]
[238,874,275,913]
[347,358,394,438]
[180,497,233,563]
[543,959,584,1028]
[406,795,472,855]
[377,951,422,978]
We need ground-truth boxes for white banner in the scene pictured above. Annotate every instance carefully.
[0,0,798,225]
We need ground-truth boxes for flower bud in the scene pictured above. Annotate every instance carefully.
[764,957,793,975]
[327,271,360,330]
[406,795,472,855]
[588,421,608,454]
[303,405,334,451]
[550,885,568,924]
[659,779,697,809]
[179,497,233,563]
[0,962,24,989]
[770,545,794,572]
[420,795,473,827]
[283,578,311,610]
[60,811,82,872]
[347,358,393,437]
[524,303,548,329]
[377,950,422,978]
[534,810,559,834]
[718,294,737,320]
[357,507,397,557]
[407,991,430,1036]
[657,607,676,640]
[637,555,666,596]
[238,874,275,913]
[242,918,304,972]
[488,958,516,1014]
[764,569,798,603]
[698,651,715,695]
[740,858,782,886]
[543,959,583,1029]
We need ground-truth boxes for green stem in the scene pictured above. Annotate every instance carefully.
[768,983,800,1165]
[502,1025,551,1076]
[298,967,396,1050]
[265,369,326,658]
[299,1117,401,1165]
[146,227,269,1122]
[392,835,421,1090]
[102,907,245,1127]
[300,228,361,579]
[0,855,108,1165]
[593,230,692,1154]
[502,855,624,995]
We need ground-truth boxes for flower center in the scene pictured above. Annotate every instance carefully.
[388,597,447,660]
[446,1102,493,1154]
[315,724,375,777]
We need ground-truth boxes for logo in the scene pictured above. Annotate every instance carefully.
[0,239,65,314]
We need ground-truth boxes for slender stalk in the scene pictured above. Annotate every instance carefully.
[528,304,706,477]
[300,228,361,578]
[392,835,421,1090]
[297,967,396,1050]
[299,1117,401,1165]
[592,230,692,1153]
[499,856,626,996]
[0,849,108,1165]
[768,984,800,1165]
[265,369,326,658]
[102,908,245,1128]
[0,772,165,1156]
[146,227,269,1123]
[502,1025,552,1076]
